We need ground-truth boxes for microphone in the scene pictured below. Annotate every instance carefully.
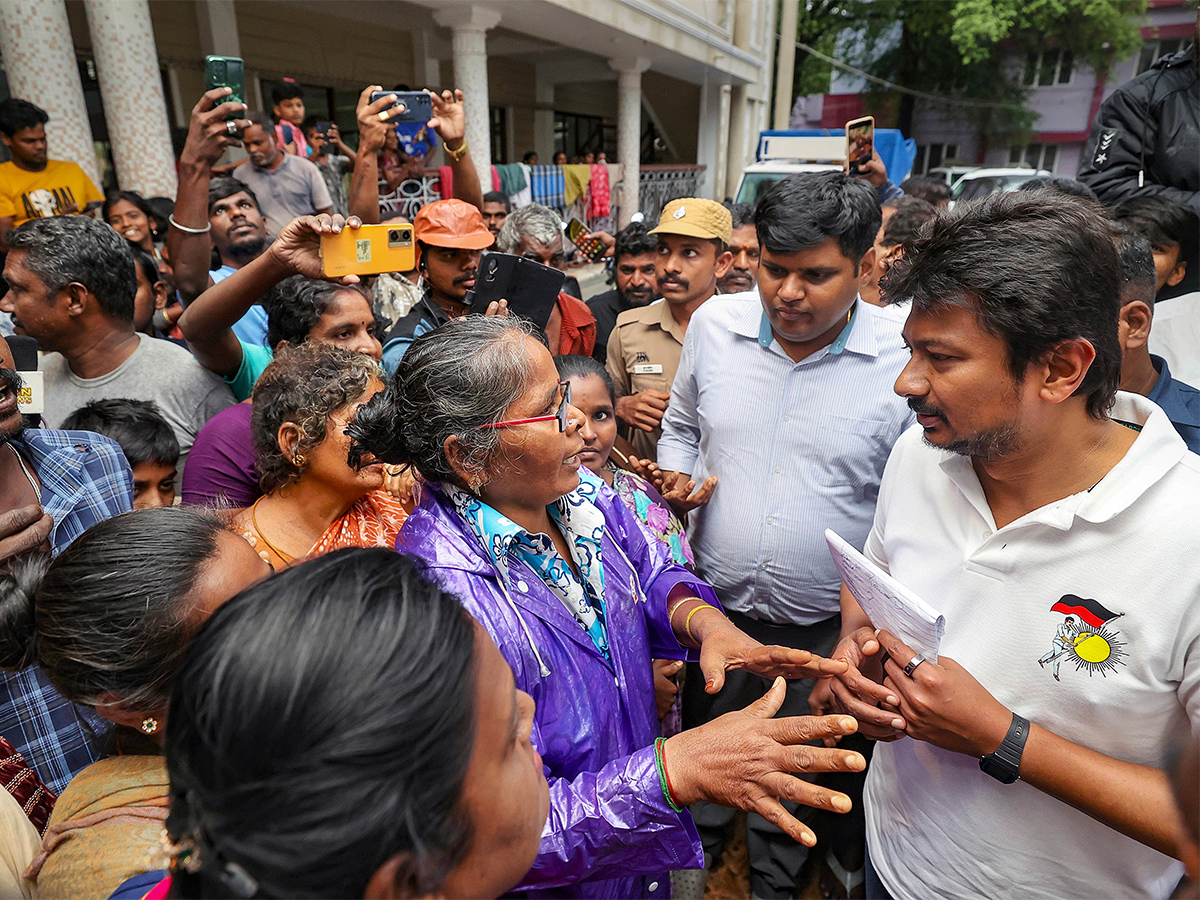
[6,334,42,424]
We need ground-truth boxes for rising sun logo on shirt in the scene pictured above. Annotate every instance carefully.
[1037,595,1127,681]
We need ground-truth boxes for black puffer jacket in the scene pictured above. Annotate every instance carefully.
[1078,40,1198,215]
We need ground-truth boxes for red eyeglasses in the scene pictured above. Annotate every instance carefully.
[479,381,572,433]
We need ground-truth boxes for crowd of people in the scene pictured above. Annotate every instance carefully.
[0,29,1195,900]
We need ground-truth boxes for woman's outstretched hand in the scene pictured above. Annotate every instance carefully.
[663,678,864,846]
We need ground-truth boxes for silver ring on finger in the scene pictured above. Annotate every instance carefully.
[903,653,927,677]
[225,120,238,135]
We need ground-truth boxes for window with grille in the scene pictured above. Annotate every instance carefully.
[1008,143,1059,172]
[1022,48,1075,87]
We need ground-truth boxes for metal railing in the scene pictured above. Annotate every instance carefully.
[378,164,707,231]
[637,165,706,222]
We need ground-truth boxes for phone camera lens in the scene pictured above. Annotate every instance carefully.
[389,230,399,242]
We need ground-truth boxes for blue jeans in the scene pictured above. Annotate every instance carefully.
[865,850,896,900]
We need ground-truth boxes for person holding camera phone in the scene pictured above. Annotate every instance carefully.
[303,118,353,217]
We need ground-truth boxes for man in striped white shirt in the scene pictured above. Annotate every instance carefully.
[658,171,915,898]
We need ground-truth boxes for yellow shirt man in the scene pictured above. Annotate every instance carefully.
[0,158,103,228]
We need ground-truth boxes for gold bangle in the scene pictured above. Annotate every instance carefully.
[684,604,718,644]
[444,138,468,162]
[666,595,694,623]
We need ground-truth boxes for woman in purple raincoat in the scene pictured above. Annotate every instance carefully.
[349,317,865,900]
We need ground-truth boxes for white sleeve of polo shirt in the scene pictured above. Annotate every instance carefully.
[1178,626,1200,734]
[657,323,701,474]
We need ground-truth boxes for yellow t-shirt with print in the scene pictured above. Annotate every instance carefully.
[0,159,103,227]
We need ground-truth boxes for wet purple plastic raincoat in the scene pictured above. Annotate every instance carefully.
[400,480,720,899]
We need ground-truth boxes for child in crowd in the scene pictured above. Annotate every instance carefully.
[60,399,180,509]
[271,80,308,157]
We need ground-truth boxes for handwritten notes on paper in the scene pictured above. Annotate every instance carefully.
[824,529,945,662]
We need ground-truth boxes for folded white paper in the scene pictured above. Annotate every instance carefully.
[825,528,945,662]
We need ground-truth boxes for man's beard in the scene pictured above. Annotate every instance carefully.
[0,367,27,447]
[226,234,267,262]
[907,396,1020,463]
[620,286,655,307]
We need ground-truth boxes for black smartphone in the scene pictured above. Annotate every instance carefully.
[204,56,245,120]
[369,91,433,124]
[467,252,565,331]
[566,217,607,261]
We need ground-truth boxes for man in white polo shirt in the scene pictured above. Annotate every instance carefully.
[817,193,1200,899]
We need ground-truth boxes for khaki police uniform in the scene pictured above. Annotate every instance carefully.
[606,298,687,461]
[608,196,732,462]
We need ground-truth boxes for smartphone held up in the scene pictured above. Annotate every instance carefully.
[846,115,874,176]
[321,224,416,279]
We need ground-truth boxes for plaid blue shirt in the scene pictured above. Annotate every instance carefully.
[1,429,132,793]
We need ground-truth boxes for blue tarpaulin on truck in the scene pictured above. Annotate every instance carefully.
[756,129,918,186]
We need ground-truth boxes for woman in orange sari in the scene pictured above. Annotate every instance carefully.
[234,342,408,570]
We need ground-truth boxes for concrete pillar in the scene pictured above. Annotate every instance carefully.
[433,6,501,189]
[725,83,752,200]
[773,0,799,130]
[696,76,729,201]
[609,57,649,228]
[195,0,240,58]
[0,0,101,186]
[84,0,177,198]
[533,65,556,162]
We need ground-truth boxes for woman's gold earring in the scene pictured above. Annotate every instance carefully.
[293,454,306,467]
[141,717,159,735]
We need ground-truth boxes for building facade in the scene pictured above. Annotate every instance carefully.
[0,0,782,224]
[794,0,1195,179]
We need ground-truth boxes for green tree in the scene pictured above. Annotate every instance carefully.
[837,0,1145,145]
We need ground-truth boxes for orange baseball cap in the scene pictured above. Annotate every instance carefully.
[413,199,494,255]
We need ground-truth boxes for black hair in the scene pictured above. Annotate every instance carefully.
[0,98,47,137]
[1112,195,1199,265]
[103,191,163,240]
[348,316,540,486]
[207,177,261,216]
[128,242,163,289]
[263,274,373,349]
[899,176,951,206]
[269,81,304,106]
[482,191,511,213]
[522,151,538,164]
[1114,228,1158,302]
[884,192,1122,419]
[245,111,276,134]
[7,216,137,322]
[723,202,756,230]
[555,354,617,403]
[880,197,937,249]
[754,171,880,263]
[613,221,658,262]
[165,548,478,899]
[1016,176,1100,203]
[0,507,228,712]
[251,342,381,493]
[60,398,179,467]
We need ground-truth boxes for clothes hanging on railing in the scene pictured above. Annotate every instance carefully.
[508,163,533,208]
[588,164,611,219]
[562,164,592,206]
[530,165,566,210]
[495,163,527,197]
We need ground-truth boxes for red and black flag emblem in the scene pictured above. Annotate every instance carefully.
[1050,595,1122,629]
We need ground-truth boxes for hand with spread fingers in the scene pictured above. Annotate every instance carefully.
[876,629,1012,758]
[267,214,363,285]
[697,624,850,695]
[427,88,467,148]
[182,87,252,169]
[356,85,404,156]
[658,470,718,515]
[822,625,908,741]
[663,678,865,847]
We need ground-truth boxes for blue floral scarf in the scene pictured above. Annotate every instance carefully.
[445,469,611,657]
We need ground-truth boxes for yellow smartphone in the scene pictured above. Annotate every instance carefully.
[846,115,875,176]
[320,224,416,278]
